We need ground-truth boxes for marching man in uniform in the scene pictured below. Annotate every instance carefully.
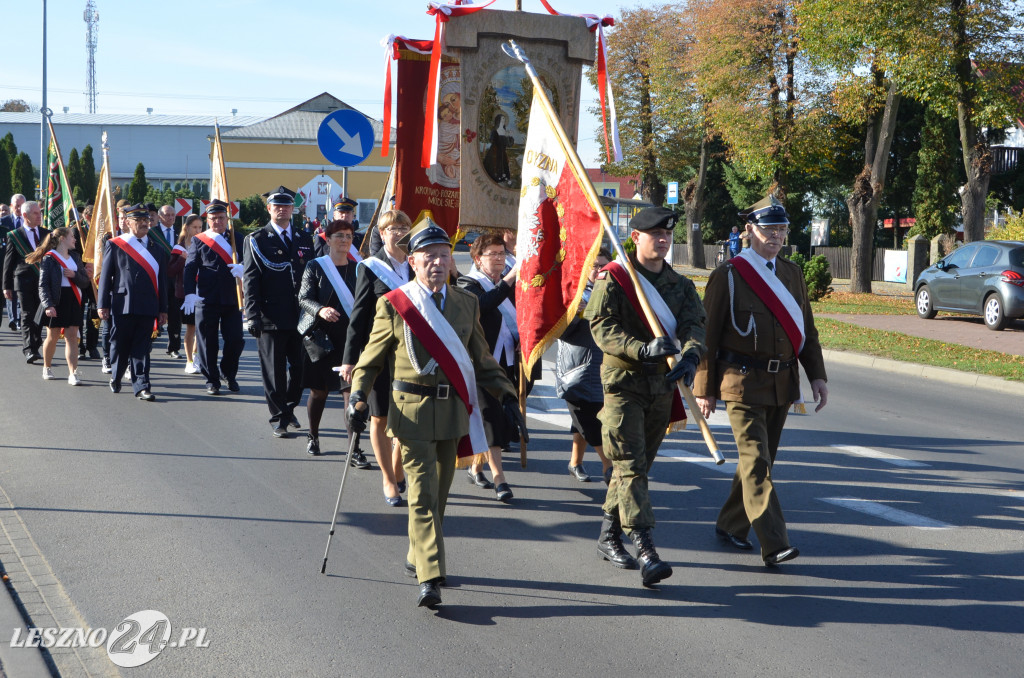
[347,220,526,610]
[694,200,828,566]
[182,199,245,395]
[584,206,706,588]
[97,204,169,401]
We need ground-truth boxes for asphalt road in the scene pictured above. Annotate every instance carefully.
[0,322,1022,677]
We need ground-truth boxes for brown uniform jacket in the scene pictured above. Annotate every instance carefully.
[693,256,826,406]
[350,284,516,442]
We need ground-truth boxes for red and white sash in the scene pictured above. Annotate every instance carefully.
[386,282,488,458]
[730,249,805,355]
[196,230,234,265]
[314,256,355,318]
[110,234,160,296]
[171,244,187,257]
[604,260,686,423]
[467,267,517,366]
[45,251,82,305]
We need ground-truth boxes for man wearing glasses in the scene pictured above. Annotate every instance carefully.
[694,199,828,567]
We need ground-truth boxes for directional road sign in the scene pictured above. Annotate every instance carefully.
[174,198,193,217]
[317,110,374,167]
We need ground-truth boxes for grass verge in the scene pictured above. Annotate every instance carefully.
[812,292,914,315]
[817,318,1024,382]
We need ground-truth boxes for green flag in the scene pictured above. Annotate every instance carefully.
[43,136,77,231]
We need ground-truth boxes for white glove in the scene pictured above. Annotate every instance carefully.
[228,263,244,279]
[181,293,203,314]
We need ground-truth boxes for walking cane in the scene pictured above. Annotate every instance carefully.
[320,402,366,574]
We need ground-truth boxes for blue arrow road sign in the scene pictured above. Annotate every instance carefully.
[317,110,374,167]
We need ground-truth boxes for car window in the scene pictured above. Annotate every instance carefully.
[969,245,1000,268]
[1009,247,1024,268]
[944,245,976,269]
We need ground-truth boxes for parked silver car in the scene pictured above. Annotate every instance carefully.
[914,240,1024,330]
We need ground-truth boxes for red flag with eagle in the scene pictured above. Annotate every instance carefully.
[515,88,604,375]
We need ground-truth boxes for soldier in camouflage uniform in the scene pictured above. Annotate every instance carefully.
[584,207,706,587]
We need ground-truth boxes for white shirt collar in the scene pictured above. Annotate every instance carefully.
[745,248,775,270]
[416,280,446,305]
[271,223,291,239]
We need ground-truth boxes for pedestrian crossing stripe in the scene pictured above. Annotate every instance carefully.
[820,497,953,529]
[830,444,930,468]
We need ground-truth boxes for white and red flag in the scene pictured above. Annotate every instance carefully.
[515,88,605,374]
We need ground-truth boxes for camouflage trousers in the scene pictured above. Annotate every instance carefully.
[599,388,673,531]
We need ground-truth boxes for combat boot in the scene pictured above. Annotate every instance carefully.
[597,512,638,569]
[629,528,672,587]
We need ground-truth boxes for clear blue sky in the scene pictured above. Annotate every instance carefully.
[1,0,635,166]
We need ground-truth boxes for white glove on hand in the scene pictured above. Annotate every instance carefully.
[181,293,203,314]
[228,263,244,279]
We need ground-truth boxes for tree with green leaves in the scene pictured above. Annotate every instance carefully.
[124,163,149,205]
[910,106,963,239]
[11,152,36,198]
[79,144,97,201]
[0,148,11,204]
[67,148,83,197]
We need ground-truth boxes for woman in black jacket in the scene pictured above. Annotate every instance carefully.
[297,219,358,459]
[27,227,90,384]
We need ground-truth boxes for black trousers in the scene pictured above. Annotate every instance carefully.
[16,289,42,357]
[257,329,303,423]
[165,297,183,354]
[195,302,244,388]
[110,313,156,395]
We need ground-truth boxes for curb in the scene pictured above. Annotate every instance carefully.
[823,349,1024,396]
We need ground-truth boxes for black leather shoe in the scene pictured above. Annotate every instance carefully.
[88,348,101,360]
[306,435,321,456]
[227,378,240,392]
[109,379,121,394]
[597,512,638,570]
[495,482,513,503]
[764,547,799,566]
[272,423,289,438]
[404,562,447,587]
[715,527,753,551]
[417,581,442,608]
[568,464,591,482]
[287,414,302,431]
[348,449,371,469]
[26,353,40,364]
[206,384,220,395]
[467,469,493,489]
[397,479,407,494]
[136,390,155,402]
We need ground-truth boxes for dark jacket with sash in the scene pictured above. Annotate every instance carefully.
[693,256,826,406]
[242,223,314,331]
[184,230,242,306]
[342,248,408,366]
[297,257,357,345]
[4,226,50,293]
[350,284,515,441]
[98,236,169,317]
[38,252,89,309]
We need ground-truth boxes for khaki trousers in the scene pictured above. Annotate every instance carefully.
[401,437,458,583]
[717,401,791,558]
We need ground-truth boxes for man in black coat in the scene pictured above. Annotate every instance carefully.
[97,204,169,400]
[3,201,49,362]
[183,199,245,396]
[242,186,314,437]
[152,204,181,357]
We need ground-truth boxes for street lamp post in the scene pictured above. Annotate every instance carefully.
[39,0,48,199]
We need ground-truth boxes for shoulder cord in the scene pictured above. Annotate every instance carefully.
[246,233,292,273]
[403,320,438,376]
[727,267,757,351]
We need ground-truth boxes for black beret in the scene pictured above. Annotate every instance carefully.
[629,207,677,232]
[262,186,296,205]
[207,199,229,215]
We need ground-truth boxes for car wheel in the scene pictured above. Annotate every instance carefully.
[983,293,1007,331]
[915,285,936,319]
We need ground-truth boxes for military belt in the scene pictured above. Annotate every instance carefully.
[718,349,796,374]
[393,379,450,400]
[604,355,669,375]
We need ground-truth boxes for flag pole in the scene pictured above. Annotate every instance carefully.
[502,40,723,465]
[213,121,244,309]
[518,355,528,468]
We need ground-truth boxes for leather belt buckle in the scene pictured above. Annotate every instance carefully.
[436,384,450,400]
[767,359,780,373]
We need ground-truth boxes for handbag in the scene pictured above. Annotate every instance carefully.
[302,326,334,362]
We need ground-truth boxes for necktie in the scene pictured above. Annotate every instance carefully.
[281,229,291,249]
[431,292,443,311]
[30,228,38,248]
[766,261,775,274]
[165,227,172,243]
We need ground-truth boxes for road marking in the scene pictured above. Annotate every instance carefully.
[659,449,736,474]
[821,497,953,529]
[831,444,930,468]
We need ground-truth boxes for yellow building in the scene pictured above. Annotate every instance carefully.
[219,93,394,223]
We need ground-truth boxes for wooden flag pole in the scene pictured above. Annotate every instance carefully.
[502,40,723,465]
[518,355,528,468]
[213,121,244,310]
[43,115,85,247]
